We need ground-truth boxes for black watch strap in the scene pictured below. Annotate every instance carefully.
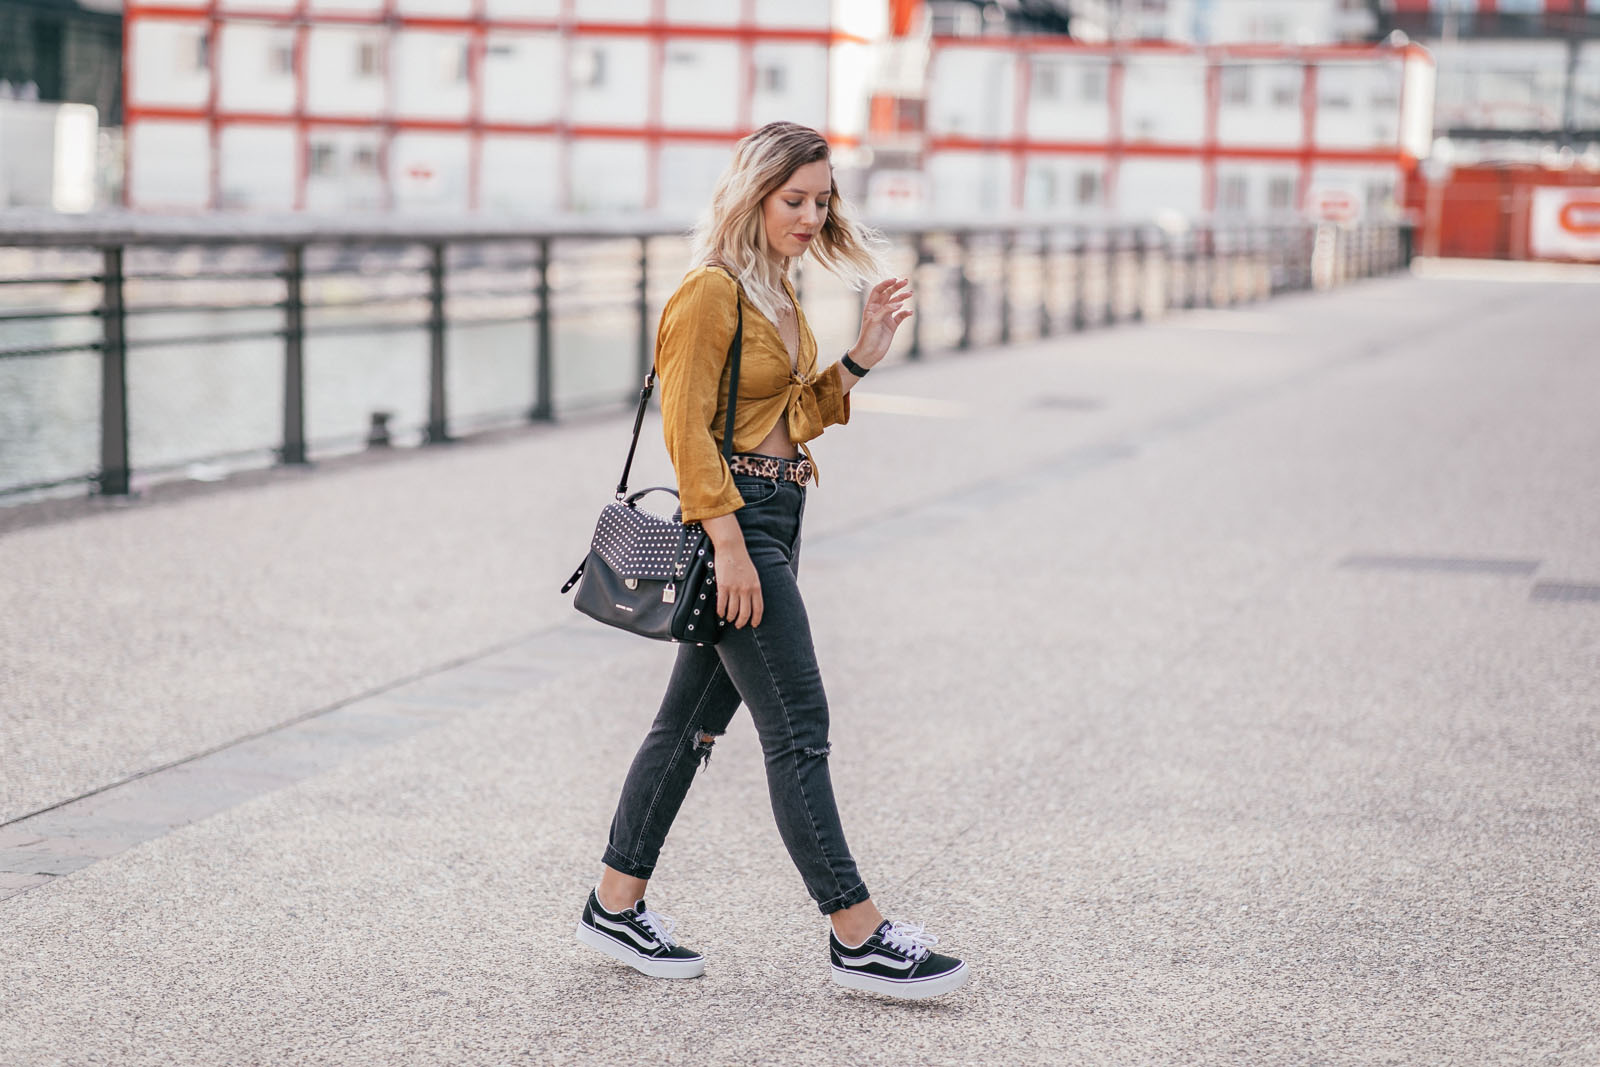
[841,352,870,378]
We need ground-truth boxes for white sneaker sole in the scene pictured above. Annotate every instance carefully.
[574,922,705,979]
[831,961,969,1000]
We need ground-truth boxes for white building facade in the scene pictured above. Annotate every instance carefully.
[1062,0,1379,46]
[123,0,887,214]
[918,37,1434,220]
[122,0,1437,223]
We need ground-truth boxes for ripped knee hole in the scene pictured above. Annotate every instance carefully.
[692,728,725,768]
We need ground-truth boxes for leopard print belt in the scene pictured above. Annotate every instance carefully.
[728,453,814,487]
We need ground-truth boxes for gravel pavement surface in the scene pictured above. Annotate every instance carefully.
[3,265,1598,1066]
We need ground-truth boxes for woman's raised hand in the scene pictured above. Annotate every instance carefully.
[849,277,914,369]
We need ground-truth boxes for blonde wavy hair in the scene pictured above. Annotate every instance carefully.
[689,121,888,325]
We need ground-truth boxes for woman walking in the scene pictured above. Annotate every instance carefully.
[574,122,968,1000]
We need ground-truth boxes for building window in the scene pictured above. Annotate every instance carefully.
[1080,67,1106,103]
[194,31,211,72]
[1221,67,1250,106]
[270,38,295,76]
[1271,82,1298,109]
[1075,171,1100,206]
[1033,62,1060,101]
[759,65,785,93]
[1036,169,1057,206]
[441,42,469,83]
[353,146,379,175]
[573,45,605,88]
[1319,72,1353,110]
[1365,181,1392,212]
[356,40,384,78]
[1268,177,1296,211]
[1371,71,1400,111]
[666,47,698,65]
[309,144,338,177]
[1219,174,1248,212]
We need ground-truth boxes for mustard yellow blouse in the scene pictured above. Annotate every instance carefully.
[657,265,851,521]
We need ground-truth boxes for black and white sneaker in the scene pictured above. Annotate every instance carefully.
[829,919,969,999]
[574,889,705,979]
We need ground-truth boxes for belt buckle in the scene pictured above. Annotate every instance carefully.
[794,458,814,486]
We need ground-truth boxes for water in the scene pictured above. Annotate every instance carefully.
[0,306,642,494]
[0,233,984,500]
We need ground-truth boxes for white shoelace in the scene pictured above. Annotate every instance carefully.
[880,920,937,962]
[636,907,678,948]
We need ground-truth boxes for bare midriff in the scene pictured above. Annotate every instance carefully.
[749,416,799,460]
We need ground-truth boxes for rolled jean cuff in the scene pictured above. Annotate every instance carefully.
[601,845,655,881]
[816,879,871,916]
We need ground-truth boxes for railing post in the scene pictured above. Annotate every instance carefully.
[1184,229,1199,309]
[1301,224,1317,290]
[635,235,651,388]
[1155,229,1171,318]
[998,230,1012,345]
[1072,229,1087,331]
[531,236,553,421]
[1130,229,1146,323]
[908,232,927,360]
[1267,227,1284,295]
[98,246,131,496]
[956,231,973,350]
[279,244,308,466]
[1103,229,1118,323]
[1248,228,1262,300]
[425,242,451,444]
[1038,228,1052,338]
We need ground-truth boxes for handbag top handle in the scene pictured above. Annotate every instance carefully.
[614,268,744,500]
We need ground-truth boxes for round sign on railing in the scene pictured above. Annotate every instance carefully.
[1309,189,1360,224]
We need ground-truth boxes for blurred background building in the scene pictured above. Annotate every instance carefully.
[119,0,888,215]
[0,0,1596,259]
[0,0,121,209]
[1369,0,1600,259]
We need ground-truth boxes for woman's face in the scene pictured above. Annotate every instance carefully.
[761,159,832,262]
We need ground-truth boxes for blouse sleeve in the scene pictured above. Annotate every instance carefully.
[657,269,746,522]
[799,359,851,436]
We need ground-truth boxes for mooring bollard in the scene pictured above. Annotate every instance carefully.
[367,411,394,448]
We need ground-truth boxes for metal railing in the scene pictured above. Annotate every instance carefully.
[0,215,1414,501]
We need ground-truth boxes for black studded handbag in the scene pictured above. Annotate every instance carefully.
[559,289,742,646]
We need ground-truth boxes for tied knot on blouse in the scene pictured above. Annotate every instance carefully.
[783,367,827,448]
[655,266,854,522]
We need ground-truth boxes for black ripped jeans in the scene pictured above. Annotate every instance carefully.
[601,469,870,915]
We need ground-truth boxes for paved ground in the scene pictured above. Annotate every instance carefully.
[3,262,1599,1066]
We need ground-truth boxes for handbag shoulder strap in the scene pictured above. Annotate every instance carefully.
[614,267,744,499]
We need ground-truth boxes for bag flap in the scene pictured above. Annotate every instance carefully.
[589,501,706,580]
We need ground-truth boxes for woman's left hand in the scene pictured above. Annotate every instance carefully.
[849,277,913,370]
